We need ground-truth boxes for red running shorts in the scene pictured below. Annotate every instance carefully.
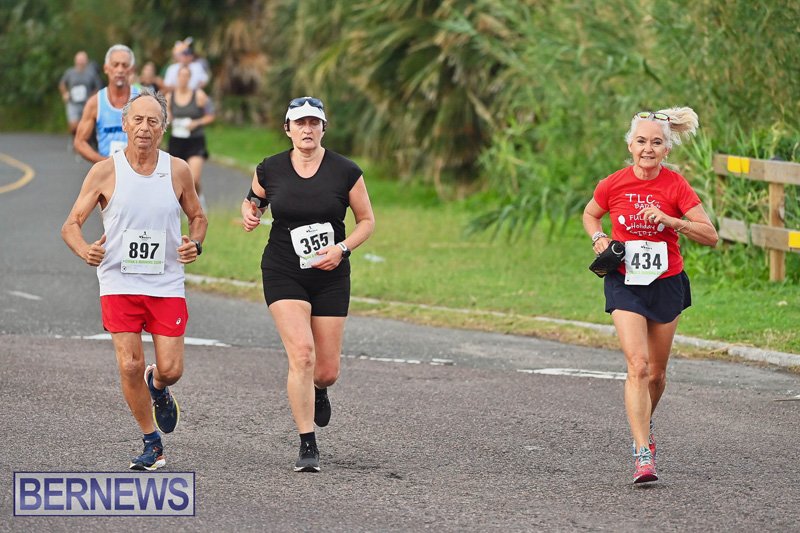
[100,295,188,337]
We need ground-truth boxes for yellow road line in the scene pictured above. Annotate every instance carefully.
[0,152,35,194]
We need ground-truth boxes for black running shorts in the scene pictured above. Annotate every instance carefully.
[168,135,208,161]
[604,270,691,323]
[262,269,350,317]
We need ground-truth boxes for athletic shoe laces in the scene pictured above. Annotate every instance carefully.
[153,391,173,408]
[635,446,653,467]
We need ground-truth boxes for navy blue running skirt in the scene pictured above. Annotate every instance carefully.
[604,270,691,323]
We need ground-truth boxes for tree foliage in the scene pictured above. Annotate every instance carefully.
[2,0,799,238]
[460,0,800,237]
[0,0,254,126]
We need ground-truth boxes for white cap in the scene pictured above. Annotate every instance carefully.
[285,101,327,123]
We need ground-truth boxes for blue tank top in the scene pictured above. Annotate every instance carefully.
[96,87,139,156]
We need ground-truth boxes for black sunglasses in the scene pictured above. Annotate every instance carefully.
[288,96,324,110]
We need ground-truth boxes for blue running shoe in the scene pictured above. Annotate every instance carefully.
[129,436,165,471]
[144,364,180,434]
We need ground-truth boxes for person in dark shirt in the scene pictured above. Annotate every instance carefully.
[241,96,375,472]
[59,51,102,140]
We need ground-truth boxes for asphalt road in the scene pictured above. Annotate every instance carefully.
[1,133,799,532]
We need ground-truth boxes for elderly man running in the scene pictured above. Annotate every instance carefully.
[62,88,207,470]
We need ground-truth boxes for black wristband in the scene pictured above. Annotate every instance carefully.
[247,188,267,209]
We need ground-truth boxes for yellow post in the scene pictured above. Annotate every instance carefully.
[769,182,785,281]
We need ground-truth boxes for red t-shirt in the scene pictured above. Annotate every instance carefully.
[593,165,701,278]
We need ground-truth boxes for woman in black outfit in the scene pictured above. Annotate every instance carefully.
[167,65,214,211]
[242,96,375,472]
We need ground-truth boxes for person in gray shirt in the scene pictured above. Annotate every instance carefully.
[59,51,102,140]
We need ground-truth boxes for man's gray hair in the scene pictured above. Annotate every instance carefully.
[122,88,168,129]
[104,44,135,67]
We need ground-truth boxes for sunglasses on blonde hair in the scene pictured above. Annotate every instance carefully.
[635,111,670,122]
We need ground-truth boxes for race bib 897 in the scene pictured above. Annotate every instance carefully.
[121,229,166,274]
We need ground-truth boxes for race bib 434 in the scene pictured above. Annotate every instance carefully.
[624,240,667,286]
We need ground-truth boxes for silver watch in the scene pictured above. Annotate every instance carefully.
[591,231,608,243]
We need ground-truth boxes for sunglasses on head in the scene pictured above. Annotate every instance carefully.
[288,96,324,110]
[635,111,670,122]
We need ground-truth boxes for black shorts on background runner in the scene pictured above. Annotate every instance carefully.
[168,136,208,160]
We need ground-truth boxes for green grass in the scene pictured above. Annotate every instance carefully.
[205,123,289,169]
[193,124,800,355]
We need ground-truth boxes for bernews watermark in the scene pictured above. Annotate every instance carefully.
[13,472,195,516]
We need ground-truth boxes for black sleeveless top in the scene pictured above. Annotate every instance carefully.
[170,90,205,138]
[256,149,363,277]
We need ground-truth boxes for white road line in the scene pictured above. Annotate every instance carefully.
[7,290,42,301]
[773,394,800,402]
[519,368,627,380]
[76,333,230,347]
[344,354,451,366]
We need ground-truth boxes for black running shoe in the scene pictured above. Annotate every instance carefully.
[294,441,320,472]
[145,364,180,434]
[314,387,331,427]
[129,437,166,471]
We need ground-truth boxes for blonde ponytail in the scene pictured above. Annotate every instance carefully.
[657,107,699,146]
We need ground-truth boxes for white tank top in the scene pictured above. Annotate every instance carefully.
[97,150,185,297]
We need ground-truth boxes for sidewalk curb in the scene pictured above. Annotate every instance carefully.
[186,274,800,370]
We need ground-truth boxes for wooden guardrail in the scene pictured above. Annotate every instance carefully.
[712,154,800,282]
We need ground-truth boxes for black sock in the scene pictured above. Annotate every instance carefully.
[144,430,160,442]
[300,431,316,445]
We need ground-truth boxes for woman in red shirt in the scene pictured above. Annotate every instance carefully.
[583,107,718,484]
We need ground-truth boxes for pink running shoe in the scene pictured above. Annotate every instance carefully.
[633,445,658,484]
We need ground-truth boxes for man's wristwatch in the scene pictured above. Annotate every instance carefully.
[591,231,608,243]
[191,239,203,256]
[337,242,351,258]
